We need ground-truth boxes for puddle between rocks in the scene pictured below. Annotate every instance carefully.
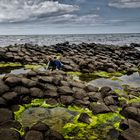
[19,107,78,132]
[88,72,140,89]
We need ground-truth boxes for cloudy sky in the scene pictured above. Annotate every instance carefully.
[0,0,140,34]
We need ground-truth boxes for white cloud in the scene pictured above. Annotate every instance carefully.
[42,14,100,25]
[109,0,140,8]
[0,0,79,23]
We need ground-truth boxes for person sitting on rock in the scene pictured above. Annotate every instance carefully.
[47,57,56,71]
[54,56,64,70]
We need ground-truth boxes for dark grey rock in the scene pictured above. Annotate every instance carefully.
[89,103,111,114]
[13,86,30,95]
[119,128,140,140]
[25,130,44,140]
[30,87,44,98]
[5,76,21,87]
[31,121,50,132]
[2,92,18,101]
[0,80,9,96]
[60,95,74,105]
[21,78,37,87]
[0,120,22,130]
[100,86,112,98]
[0,108,13,123]
[0,128,20,140]
[0,97,7,107]
[58,86,73,95]
[45,129,65,140]
[85,85,99,92]
[78,113,91,124]
[121,107,140,123]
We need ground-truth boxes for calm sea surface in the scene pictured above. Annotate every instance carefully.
[0,33,140,47]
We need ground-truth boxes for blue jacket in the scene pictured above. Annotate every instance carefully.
[54,60,63,69]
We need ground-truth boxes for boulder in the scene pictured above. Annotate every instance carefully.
[70,81,85,88]
[25,130,44,140]
[0,108,13,123]
[85,85,99,92]
[120,119,140,130]
[30,87,44,98]
[46,98,58,105]
[60,96,74,105]
[5,76,21,87]
[88,92,102,102]
[0,128,20,140]
[58,86,73,95]
[38,76,53,84]
[0,97,7,107]
[100,86,112,98]
[44,91,58,98]
[120,107,140,123]
[13,86,30,95]
[31,121,50,132]
[2,92,18,101]
[119,128,140,140]
[60,80,70,86]
[45,129,65,140]
[89,103,111,114]
[104,96,116,106]
[21,78,37,87]
[0,120,22,130]
[78,113,91,124]
[73,91,87,100]
[0,80,9,96]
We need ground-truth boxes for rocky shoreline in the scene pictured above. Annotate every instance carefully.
[0,42,140,140]
[0,42,140,73]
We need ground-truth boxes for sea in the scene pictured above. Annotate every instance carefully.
[0,33,140,47]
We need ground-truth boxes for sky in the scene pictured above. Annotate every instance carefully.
[0,0,140,35]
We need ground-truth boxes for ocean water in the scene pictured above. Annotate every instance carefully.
[0,33,140,47]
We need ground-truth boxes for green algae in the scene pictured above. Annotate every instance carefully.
[67,72,81,76]
[0,62,22,67]
[24,64,46,70]
[14,105,25,120]
[94,71,126,78]
[14,101,124,140]
[67,71,127,82]
[10,127,25,137]
[63,106,123,140]
[128,97,140,103]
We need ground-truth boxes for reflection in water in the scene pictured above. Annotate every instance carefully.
[88,72,140,89]
[119,72,140,88]
[88,78,123,90]
[11,68,30,75]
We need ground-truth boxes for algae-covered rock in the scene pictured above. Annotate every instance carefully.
[18,107,77,132]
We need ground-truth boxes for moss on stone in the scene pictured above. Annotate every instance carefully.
[128,97,140,103]
[94,71,126,78]
[24,64,46,70]
[14,105,25,120]
[11,127,25,137]
[0,62,22,67]
[63,106,123,140]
